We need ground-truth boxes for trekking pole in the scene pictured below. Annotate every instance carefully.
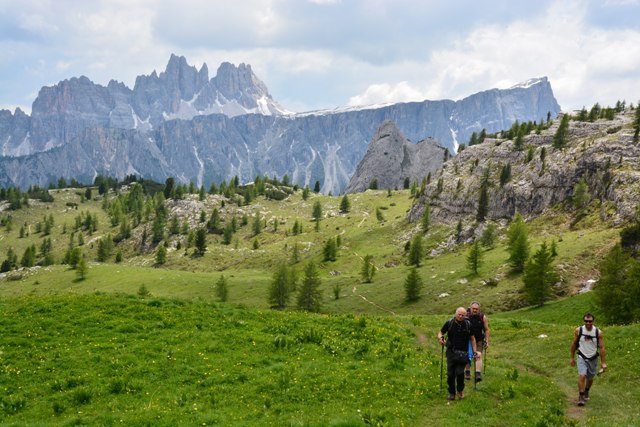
[473,353,478,390]
[440,344,444,393]
[484,344,487,375]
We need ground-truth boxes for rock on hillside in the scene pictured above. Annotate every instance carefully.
[408,110,640,225]
[344,121,446,193]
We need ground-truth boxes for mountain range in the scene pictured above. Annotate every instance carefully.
[0,54,561,194]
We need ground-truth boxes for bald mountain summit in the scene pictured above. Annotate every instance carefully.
[0,54,560,193]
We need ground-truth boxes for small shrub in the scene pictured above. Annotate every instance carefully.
[72,388,92,405]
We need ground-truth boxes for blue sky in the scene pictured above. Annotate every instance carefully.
[1,0,639,114]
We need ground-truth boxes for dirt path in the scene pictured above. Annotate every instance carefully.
[351,285,396,315]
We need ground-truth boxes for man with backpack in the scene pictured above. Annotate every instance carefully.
[438,307,477,400]
[570,313,607,406]
[465,301,490,382]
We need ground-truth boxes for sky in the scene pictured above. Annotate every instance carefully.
[1,0,639,115]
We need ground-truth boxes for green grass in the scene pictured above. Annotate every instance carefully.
[4,294,638,426]
[1,185,639,425]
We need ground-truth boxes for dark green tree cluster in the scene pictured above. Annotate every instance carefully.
[574,102,617,122]
[215,275,229,302]
[361,254,375,283]
[323,237,338,262]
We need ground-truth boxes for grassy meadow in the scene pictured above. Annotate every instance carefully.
[1,185,638,425]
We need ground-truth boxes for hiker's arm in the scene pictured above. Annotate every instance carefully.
[437,323,447,346]
[599,330,607,369]
[483,315,490,347]
[570,328,579,366]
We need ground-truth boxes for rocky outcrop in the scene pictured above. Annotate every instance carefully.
[407,111,640,224]
[0,55,561,193]
[344,121,446,193]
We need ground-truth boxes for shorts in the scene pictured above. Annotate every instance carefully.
[577,355,598,379]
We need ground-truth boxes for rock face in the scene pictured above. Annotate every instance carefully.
[344,121,446,193]
[0,54,561,194]
[407,110,640,225]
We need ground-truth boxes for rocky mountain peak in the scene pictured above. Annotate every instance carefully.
[344,120,446,193]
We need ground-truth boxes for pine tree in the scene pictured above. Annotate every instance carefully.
[467,241,483,275]
[302,186,310,200]
[404,267,423,302]
[297,261,322,312]
[76,254,88,280]
[313,181,321,193]
[421,204,431,234]
[507,213,529,272]
[476,182,489,222]
[375,207,385,222]
[215,275,229,302]
[269,264,295,309]
[339,194,351,213]
[572,178,589,210]
[593,244,639,324]
[522,242,559,307]
[408,234,423,267]
[361,254,375,283]
[252,212,262,236]
[194,227,207,256]
[634,100,640,143]
[499,164,512,187]
[323,237,337,262]
[480,222,498,249]
[155,244,167,266]
[552,114,570,149]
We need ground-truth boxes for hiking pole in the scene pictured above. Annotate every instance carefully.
[440,344,444,393]
[484,344,487,375]
[473,354,478,391]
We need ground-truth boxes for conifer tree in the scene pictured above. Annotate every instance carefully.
[572,178,589,210]
[507,213,530,272]
[408,234,423,267]
[339,194,351,213]
[155,244,167,266]
[297,261,322,312]
[323,237,337,262]
[593,244,639,324]
[361,254,375,283]
[76,254,88,280]
[215,275,229,302]
[480,223,498,249]
[552,114,570,149]
[404,267,423,302]
[302,186,310,200]
[194,227,207,256]
[421,204,431,233]
[633,100,640,143]
[467,241,483,275]
[268,264,294,309]
[252,212,262,236]
[522,242,559,307]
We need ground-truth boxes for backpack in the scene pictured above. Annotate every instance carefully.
[466,308,485,339]
[446,318,471,345]
[577,326,600,361]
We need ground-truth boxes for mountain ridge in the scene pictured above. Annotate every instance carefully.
[0,55,561,193]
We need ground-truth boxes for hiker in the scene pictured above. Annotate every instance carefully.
[465,301,490,382]
[438,307,477,400]
[570,313,607,406]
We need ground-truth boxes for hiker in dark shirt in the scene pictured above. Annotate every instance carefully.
[465,301,490,382]
[438,307,477,400]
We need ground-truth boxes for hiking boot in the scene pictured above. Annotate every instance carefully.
[447,393,455,401]
[465,370,471,380]
[584,389,590,401]
[577,395,585,406]
[457,391,465,400]
[475,372,482,383]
